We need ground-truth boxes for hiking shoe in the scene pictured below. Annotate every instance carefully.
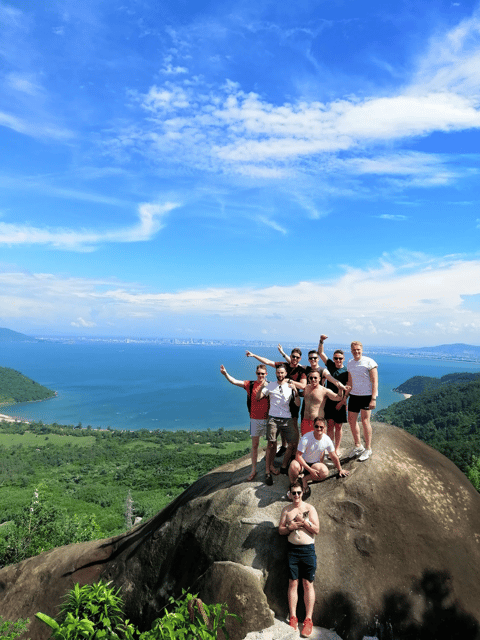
[276,445,287,458]
[302,618,313,637]
[348,445,365,459]
[265,474,273,486]
[289,616,298,630]
[280,466,289,475]
[358,448,372,461]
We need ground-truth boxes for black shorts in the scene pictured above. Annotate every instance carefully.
[348,394,372,414]
[288,542,317,582]
[324,398,347,423]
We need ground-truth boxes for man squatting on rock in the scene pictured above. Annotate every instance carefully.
[279,479,320,637]
[347,341,379,462]
[220,363,269,481]
[256,362,300,485]
[289,417,349,498]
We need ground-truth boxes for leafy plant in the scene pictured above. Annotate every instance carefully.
[0,616,30,640]
[36,583,241,640]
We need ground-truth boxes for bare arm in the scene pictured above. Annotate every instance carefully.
[220,365,245,388]
[327,450,349,477]
[369,366,379,410]
[245,351,275,367]
[278,344,291,364]
[279,507,292,535]
[256,380,268,402]
[325,387,343,403]
[288,373,307,390]
[324,371,346,392]
[318,334,328,365]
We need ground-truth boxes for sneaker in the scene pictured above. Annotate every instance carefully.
[358,448,372,461]
[276,445,287,458]
[280,466,289,475]
[289,616,298,630]
[348,445,365,459]
[302,618,313,637]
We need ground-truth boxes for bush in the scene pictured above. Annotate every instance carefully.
[37,582,241,640]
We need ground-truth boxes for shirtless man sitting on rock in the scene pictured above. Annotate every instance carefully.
[300,370,347,436]
[279,479,320,637]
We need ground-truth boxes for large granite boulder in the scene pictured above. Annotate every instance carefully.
[0,422,479,640]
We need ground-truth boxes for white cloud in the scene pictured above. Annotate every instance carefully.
[1,254,480,344]
[0,201,179,251]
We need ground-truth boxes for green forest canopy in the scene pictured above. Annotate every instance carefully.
[376,374,480,474]
[0,367,55,405]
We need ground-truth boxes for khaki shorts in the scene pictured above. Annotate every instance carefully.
[250,418,267,438]
[266,416,297,443]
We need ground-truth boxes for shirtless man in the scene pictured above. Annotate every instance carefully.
[289,417,349,497]
[300,370,345,436]
[279,479,319,637]
[220,363,269,481]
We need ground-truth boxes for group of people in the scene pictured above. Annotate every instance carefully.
[220,333,379,637]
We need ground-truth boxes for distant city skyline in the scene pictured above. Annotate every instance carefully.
[1,0,480,346]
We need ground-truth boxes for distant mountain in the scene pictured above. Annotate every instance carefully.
[0,328,37,342]
[0,366,55,405]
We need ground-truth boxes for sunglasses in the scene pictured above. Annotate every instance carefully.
[333,357,344,360]
[291,491,302,496]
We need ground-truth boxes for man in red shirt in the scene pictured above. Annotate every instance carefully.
[220,363,269,481]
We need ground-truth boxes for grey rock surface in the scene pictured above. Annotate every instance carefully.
[0,423,479,640]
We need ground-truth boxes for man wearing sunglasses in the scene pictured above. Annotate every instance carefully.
[300,371,345,436]
[256,363,300,485]
[318,334,349,456]
[289,417,349,497]
[279,479,319,637]
[220,363,269,481]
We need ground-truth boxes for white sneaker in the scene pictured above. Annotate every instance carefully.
[358,449,372,461]
[348,446,365,459]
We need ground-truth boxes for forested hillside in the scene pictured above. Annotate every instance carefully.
[377,377,480,473]
[0,367,55,405]
[394,371,480,395]
[0,420,251,567]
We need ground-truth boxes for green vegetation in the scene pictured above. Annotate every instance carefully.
[377,376,480,474]
[0,617,29,640]
[0,366,55,405]
[0,420,252,567]
[394,371,480,395]
[36,581,240,639]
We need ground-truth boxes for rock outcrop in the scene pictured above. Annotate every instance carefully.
[0,423,480,640]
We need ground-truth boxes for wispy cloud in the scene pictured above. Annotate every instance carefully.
[1,254,480,344]
[0,202,179,251]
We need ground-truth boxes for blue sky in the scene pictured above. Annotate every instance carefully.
[1,0,480,346]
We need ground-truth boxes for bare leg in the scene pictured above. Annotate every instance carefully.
[266,440,279,475]
[348,411,362,448]
[248,436,260,480]
[302,462,328,489]
[303,579,315,620]
[360,409,372,449]
[288,579,299,619]
[327,419,335,443]
[334,422,343,454]
[288,459,302,483]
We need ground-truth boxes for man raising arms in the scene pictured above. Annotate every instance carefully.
[318,334,349,455]
[257,363,300,485]
[220,363,269,481]
[347,341,379,462]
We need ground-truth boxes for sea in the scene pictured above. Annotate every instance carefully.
[1,341,480,432]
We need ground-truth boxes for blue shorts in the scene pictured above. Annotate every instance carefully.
[287,543,317,582]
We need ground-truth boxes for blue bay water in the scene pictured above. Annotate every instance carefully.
[1,342,480,431]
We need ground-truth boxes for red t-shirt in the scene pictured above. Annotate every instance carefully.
[243,380,269,419]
